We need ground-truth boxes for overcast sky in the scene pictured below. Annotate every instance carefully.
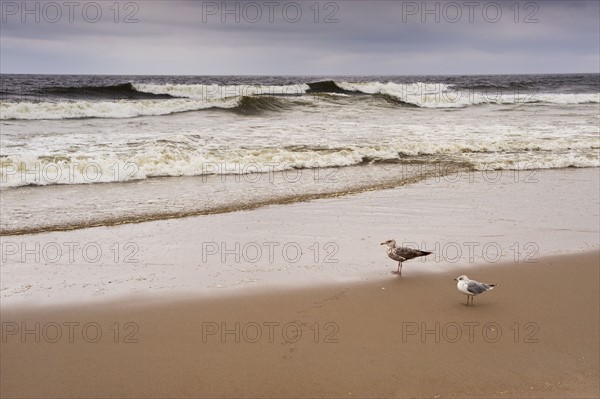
[1,0,598,75]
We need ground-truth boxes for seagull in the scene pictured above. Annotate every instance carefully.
[454,275,496,306]
[380,239,432,276]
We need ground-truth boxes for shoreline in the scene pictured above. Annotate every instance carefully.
[2,250,598,398]
[1,167,598,307]
[2,166,598,237]
[0,161,445,236]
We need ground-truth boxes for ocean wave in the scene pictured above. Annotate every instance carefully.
[0,95,308,120]
[133,80,600,108]
[336,81,600,108]
[2,140,598,188]
[0,98,234,120]
[2,80,597,120]
[35,82,176,100]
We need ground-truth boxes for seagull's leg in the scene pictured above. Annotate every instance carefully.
[396,257,406,276]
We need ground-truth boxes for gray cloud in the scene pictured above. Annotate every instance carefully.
[1,0,598,74]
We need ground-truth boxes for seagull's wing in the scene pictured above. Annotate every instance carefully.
[466,281,492,294]
[394,246,429,259]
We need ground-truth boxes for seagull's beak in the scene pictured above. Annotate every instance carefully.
[380,242,386,245]
[453,278,458,281]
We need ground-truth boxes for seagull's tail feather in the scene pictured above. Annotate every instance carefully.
[420,251,433,256]
[487,284,497,289]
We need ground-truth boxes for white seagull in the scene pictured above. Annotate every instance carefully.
[380,239,432,276]
[454,275,496,306]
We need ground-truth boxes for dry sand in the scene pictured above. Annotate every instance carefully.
[2,250,598,398]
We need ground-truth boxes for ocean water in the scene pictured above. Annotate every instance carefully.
[1,74,599,234]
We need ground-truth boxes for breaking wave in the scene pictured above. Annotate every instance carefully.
[2,138,598,188]
[0,95,314,120]
[2,80,598,120]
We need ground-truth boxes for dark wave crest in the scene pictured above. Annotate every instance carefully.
[306,80,358,94]
[35,83,175,100]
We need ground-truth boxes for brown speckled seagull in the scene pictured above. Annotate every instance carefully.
[380,239,432,276]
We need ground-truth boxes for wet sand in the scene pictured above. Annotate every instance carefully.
[2,168,598,307]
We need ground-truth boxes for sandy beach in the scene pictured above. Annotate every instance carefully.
[2,250,598,398]
[1,168,599,398]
